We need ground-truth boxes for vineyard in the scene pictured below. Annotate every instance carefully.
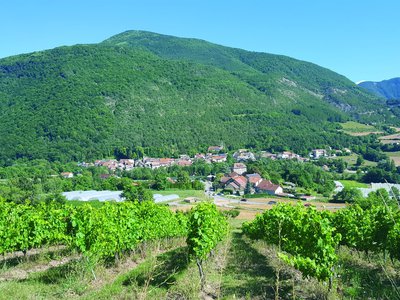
[1,199,400,299]
[243,203,400,299]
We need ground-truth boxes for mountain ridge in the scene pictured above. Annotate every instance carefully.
[103,31,386,112]
[0,30,394,163]
[358,77,400,100]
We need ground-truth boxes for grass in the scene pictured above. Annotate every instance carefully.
[0,246,73,276]
[220,232,277,298]
[85,247,192,300]
[152,188,210,202]
[0,258,89,300]
[339,180,369,189]
[363,159,379,167]
[0,238,187,300]
[337,247,400,299]
[340,121,379,133]
[332,153,378,167]
[332,153,358,165]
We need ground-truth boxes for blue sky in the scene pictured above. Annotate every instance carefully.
[1,0,399,82]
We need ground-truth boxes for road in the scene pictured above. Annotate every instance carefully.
[203,181,279,207]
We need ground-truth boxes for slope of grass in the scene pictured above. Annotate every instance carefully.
[341,121,376,132]
[341,121,379,134]
[339,180,369,189]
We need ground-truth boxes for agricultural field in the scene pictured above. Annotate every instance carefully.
[379,128,400,144]
[331,153,377,167]
[340,121,382,136]
[333,153,358,165]
[1,201,399,300]
[385,151,400,166]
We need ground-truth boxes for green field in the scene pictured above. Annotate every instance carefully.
[340,121,378,133]
[332,153,358,165]
[339,180,369,189]
[152,189,209,202]
[363,159,379,167]
[332,153,377,167]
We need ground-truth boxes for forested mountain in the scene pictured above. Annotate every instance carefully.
[358,77,400,100]
[0,31,394,163]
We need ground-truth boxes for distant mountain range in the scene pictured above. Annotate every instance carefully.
[358,78,400,100]
[0,30,396,163]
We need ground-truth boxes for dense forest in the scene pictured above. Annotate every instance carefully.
[0,31,396,164]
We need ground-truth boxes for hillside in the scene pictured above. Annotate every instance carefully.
[0,31,394,163]
[103,31,385,113]
[358,77,400,100]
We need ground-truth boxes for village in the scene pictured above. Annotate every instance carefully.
[75,146,332,172]
[60,146,345,199]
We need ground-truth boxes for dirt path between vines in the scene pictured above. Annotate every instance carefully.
[0,254,80,282]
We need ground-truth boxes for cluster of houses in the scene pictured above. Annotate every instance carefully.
[219,163,284,196]
[259,151,309,162]
[76,146,228,172]
[83,153,227,172]
[76,145,339,174]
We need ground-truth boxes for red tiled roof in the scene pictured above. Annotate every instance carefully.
[246,173,261,178]
[247,173,262,185]
[177,160,192,166]
[233,176,247,188]
[233,163,246,169]
[208,146,223,151]
[159,158,174,164]
[220,176,231,184]
[228,172,239,178]
[257,180,280,192]
[226,181,240,190]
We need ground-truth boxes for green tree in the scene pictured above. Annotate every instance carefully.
[191,180,205,190]
[356,155,364,166]
[334,187,363,203]
[122,184,153,203]
[152,173,167,190]
[244,180,251,195]
[177,170,191,189]
[212,173,224,191]
[44,192,67,205]
[357,188,397,209]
